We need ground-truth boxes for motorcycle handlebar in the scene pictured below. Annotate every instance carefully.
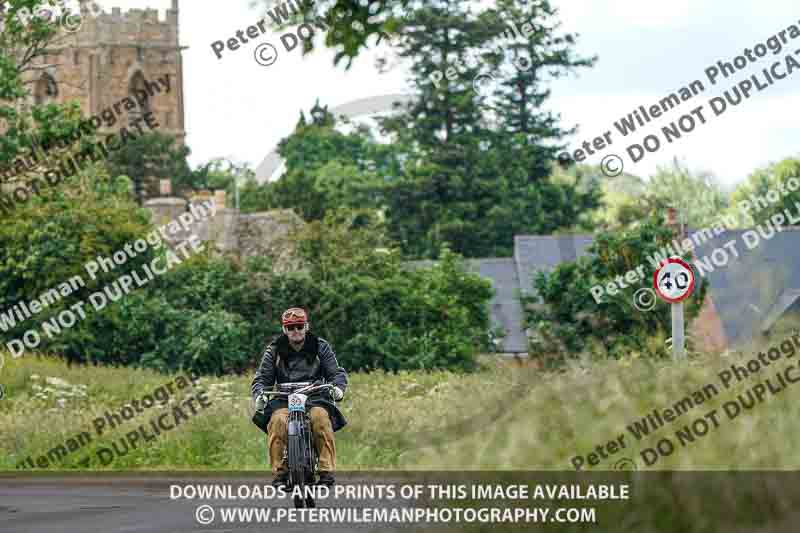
[259,383,335,401]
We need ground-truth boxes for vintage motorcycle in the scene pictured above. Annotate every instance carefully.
[259,381,336,508]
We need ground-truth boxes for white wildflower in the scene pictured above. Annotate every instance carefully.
[45,377,71,388]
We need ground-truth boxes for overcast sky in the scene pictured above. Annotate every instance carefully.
[92,0,799,189]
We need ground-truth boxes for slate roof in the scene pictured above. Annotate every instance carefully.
[513,235,595,297]
[691,227,800,346]
[406,227,800,353]
[404,258,527,352]
[470,258,527,352]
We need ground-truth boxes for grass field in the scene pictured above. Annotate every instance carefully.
[3,334,800,472]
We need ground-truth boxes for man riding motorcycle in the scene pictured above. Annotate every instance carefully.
[251,307,348,487]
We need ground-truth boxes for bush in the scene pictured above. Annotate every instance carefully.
[525,216,707,367]
[59,259,265,375]
[274,210,494,372]
[334,248,493,372]
[2,199,493,375]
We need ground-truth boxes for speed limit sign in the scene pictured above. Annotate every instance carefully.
[653,257,695,303]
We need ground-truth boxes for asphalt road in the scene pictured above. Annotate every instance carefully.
[0,473,426,533]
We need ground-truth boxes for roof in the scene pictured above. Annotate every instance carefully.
[469,258,528,352]
[692,228,800,345]
[513,235,595,296]
[404,227,800,353]
[405,258,527,352]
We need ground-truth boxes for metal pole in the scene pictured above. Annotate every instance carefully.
[672,302,685,359]
[235,177,239,210]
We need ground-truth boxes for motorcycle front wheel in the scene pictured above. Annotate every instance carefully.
[288,413,310,508]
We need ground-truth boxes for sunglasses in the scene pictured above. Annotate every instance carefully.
[286,324,305,332]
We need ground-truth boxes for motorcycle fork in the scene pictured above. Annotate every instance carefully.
[285,409,317,477]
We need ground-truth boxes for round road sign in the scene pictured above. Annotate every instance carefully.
[653,257,695,303]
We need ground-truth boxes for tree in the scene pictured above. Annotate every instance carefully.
[526,215,708,366]
[293,208,493,371]
[245,102,387,219]
[188,157,254,204]
[376,0,599,258]
[256,0,410,68]
[552,163,647,231]
[487,0,596,172]
[0,162,156,365]
[104,131,192,204]
[641,157,730,229]
[0,1,91,173]
[727,156,800,227]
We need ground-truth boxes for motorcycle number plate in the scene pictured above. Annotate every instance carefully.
[288,393,307,412]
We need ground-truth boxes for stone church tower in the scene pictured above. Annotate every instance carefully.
[25,0,186,144]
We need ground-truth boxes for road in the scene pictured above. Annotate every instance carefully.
[0,473,425,533]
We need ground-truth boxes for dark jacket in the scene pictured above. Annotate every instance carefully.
[250,333,348,434]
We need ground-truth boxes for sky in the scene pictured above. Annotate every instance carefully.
[88,0,799,190]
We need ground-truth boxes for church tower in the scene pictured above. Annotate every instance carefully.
[24,0,186,144]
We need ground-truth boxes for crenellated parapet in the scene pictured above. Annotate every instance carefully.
[73,5,179,48]
[19,0,186,153]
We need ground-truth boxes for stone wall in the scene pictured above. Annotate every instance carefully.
[18,1,185,143]
[143,196,304,272]
[235,210,305,273]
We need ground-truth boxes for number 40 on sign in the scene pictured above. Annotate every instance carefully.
[654,257,695,359]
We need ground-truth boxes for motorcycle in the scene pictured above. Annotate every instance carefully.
[259,381,336,509]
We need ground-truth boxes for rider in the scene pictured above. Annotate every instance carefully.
[251,307,348,487]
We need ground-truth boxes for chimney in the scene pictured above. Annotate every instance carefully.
[159,179,172,196]
[214,190,226,210]
[666,206,686,241]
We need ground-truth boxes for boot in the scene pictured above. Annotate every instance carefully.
[317,471,335,486]
[272,470,288,488]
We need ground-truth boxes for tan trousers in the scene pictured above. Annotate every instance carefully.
[267,407,336,473]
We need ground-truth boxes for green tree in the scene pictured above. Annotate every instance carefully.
[487,0,596,172]
[642,157,730,229]
[0,0,92,171]
[553,163,647,231]
[292,208,493,371]
[526,215,708,367]
[727,156,800,227]
[187,157,242,193]
[247,103,387,219]
[105,132,192,204]
[257,0,410,67]
[377,0,599,258]
[0,164,157,363]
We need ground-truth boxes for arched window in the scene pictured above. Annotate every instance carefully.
[34,73,58,105]
[128,71,151,125]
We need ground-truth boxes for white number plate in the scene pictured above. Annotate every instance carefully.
[288,393,308,412]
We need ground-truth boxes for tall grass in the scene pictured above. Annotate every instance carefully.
[3,330,800,472]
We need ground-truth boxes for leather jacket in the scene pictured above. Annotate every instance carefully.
[250,333,348,433]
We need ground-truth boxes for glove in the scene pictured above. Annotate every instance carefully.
[332,386,344,401]
[255,395,267,412]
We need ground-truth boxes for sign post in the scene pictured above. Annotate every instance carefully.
[654,257,696,360]
[672,301,684,359]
